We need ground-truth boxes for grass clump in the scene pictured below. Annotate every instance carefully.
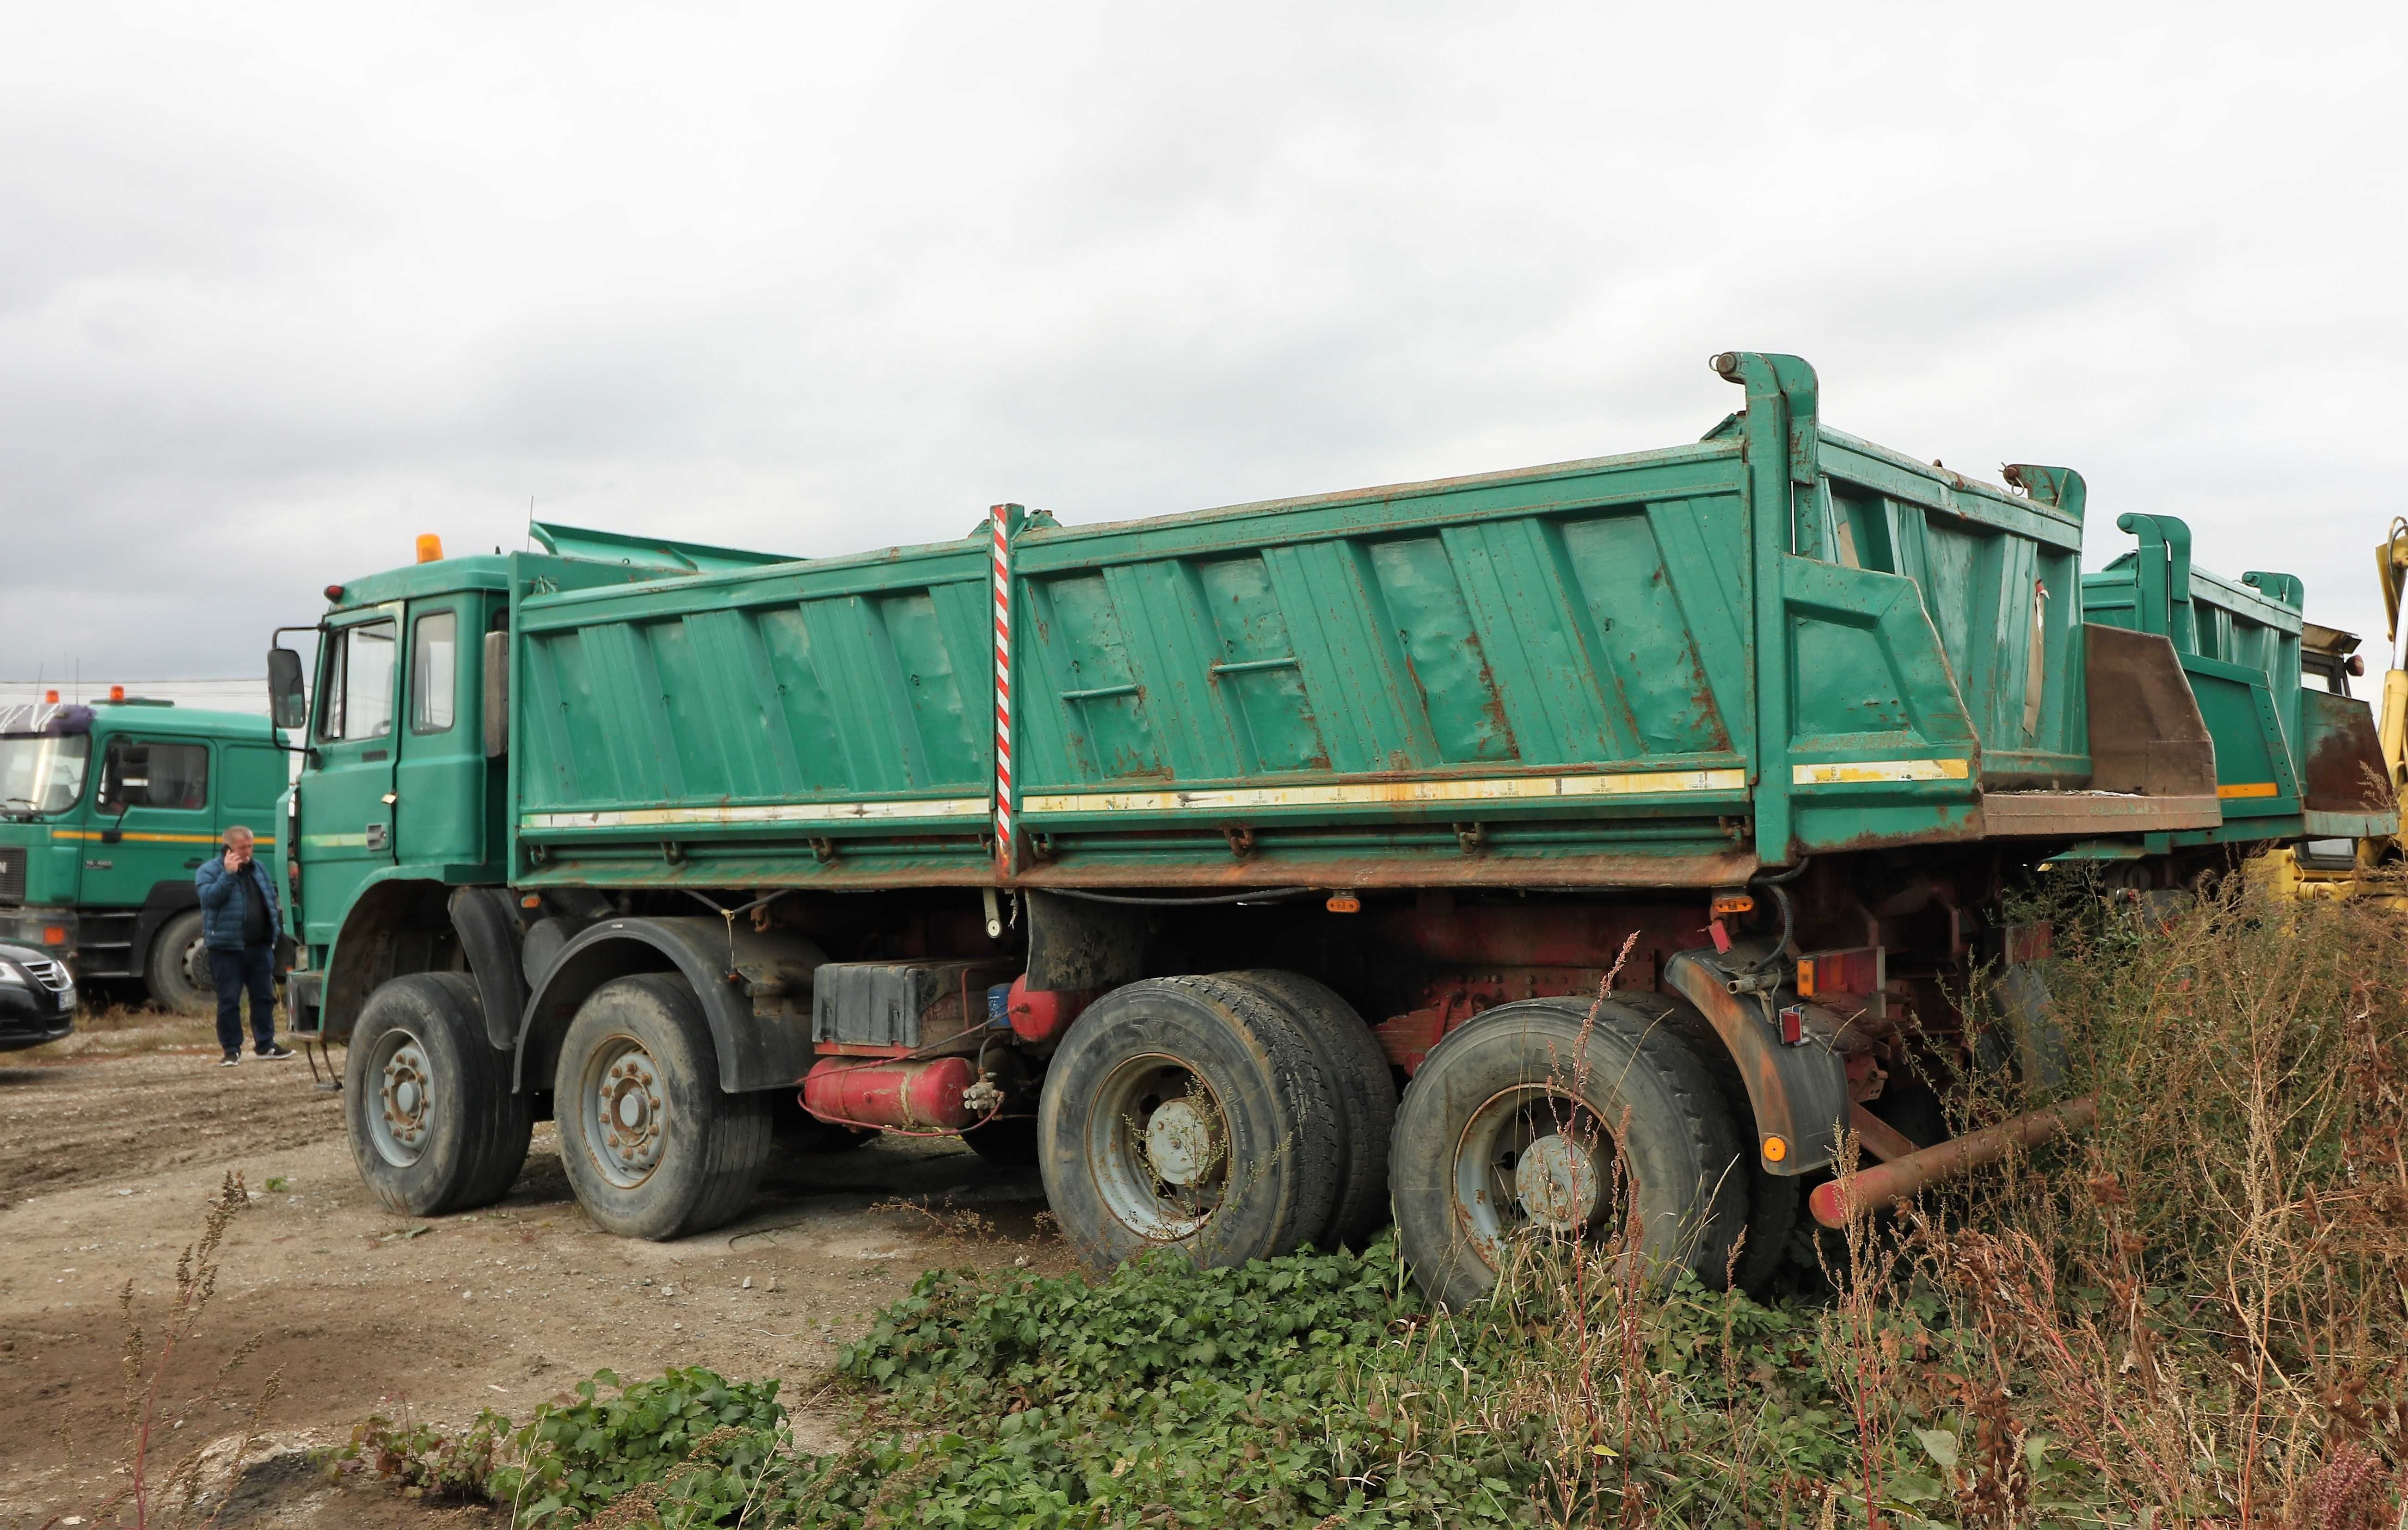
[337,1246,1971,1526]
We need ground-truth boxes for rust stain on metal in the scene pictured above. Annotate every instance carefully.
[2302,706,2394,813]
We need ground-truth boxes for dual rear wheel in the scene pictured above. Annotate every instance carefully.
[1035,976,1779,1307]
[1037,971,1398,1272]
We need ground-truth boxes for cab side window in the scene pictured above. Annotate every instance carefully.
[318,620,398,742]
[96,740,210,812]
[411,611,458,734]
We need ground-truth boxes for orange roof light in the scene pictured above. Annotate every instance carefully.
[43,689,59,703]
[416,533,444,564]
[109,685,125,702]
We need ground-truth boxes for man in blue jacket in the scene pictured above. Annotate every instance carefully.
[194,825,294,1065]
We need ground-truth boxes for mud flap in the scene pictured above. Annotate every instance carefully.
[1025,889,1146,993]
[514,916,825,1093]
[448,886,528,1051]
[1661,948,1849,1175]
[1982,961,2069,1094]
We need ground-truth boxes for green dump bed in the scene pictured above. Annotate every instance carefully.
[2082,515,2393,842]
[505,352,2350,893]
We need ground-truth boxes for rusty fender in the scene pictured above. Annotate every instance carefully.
[1660,948,1849,1177]
[1808,1096,2099,1228]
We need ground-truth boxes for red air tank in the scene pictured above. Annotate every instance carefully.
[800,1055,978,1132]
[1006,975,1096,1046]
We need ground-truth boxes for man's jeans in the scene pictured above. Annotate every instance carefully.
[209,944,277,1055]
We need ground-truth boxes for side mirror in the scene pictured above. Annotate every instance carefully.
[267,648,308,731]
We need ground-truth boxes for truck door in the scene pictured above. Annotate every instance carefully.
[83,729,218,911]
[395,602,483,868]
[299,609,400,948]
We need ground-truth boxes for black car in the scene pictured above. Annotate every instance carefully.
[0,939,75,1050]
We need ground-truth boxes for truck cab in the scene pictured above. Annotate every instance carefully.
[275,530,768,1036]
[0,694,290,1007]
[276,551,515,1034]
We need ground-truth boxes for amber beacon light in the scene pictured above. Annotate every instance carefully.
[416,533,444,563]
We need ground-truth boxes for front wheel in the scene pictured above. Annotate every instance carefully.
[555,975,771,1240]
[143,909,213,1015]
[344,973,532,1216]
[1389,998,1747,1310]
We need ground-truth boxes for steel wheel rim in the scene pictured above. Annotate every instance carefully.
[1451,1085,1614,1264]
[182,933,214,994]
[368,1027,434,1168]
[582,1034,667,1188]
[1086,1053,1229,1241]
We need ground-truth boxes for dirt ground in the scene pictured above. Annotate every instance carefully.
[0,1011,1069,1525]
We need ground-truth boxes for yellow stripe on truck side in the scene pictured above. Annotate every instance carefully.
[2217,781,2279,799]
[519,797,992,831]
[513,759,1979,832]
[1791,759,1971,786]
[51,829,276,846]
[1020,768,1749,816]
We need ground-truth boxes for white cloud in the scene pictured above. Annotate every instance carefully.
[2,0,2403,685]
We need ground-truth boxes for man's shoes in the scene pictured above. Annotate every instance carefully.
[256,1044,296,1061]
[220,1052,241,1067]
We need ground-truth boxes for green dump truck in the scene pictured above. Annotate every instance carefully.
[0,693,293,1009]
[271,352,2392,1302]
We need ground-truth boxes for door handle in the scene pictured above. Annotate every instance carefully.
[184,857,204,869]
[381,793,398,805]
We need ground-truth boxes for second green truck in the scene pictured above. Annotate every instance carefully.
[1,693,291,1009]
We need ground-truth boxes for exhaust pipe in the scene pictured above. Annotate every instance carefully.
[1808,1095,2097,1228]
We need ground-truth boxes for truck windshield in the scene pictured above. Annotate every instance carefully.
[0,734,92,814]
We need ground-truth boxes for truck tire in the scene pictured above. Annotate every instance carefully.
[1038,975,1341,1274]
[555,974,771,1240]
[1606,991,1798,1296]
[345,972,532,1216]
[1389,996,1748,1310]
[144,909,213,1015]
[1217,969,1397,1251]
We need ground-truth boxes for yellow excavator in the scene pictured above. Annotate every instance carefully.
[2255,518,2408,901]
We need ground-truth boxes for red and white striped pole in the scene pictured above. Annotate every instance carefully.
[991,505,1014,874]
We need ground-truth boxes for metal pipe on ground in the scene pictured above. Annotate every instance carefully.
[1809,1095,2098,1228]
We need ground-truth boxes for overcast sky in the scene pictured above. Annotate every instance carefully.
[3,3,2403,692]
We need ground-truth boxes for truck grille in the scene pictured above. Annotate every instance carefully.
[18,956,69,993]
[0,846,22,906]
